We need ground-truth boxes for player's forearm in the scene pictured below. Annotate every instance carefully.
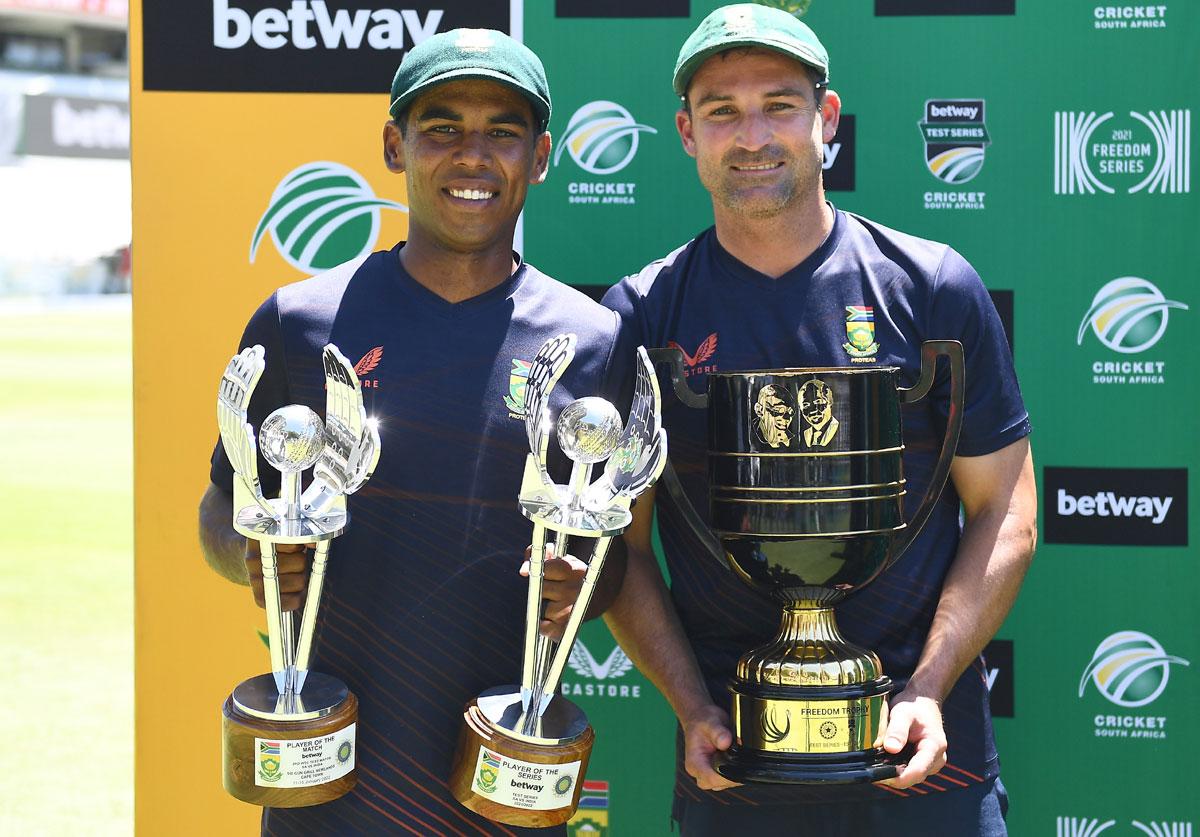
[198,483,250,585]
[602,542,713,723]
[906,501,1036,702]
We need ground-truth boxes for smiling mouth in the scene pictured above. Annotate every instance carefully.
[731,162,783,172]
[447,188,497,201]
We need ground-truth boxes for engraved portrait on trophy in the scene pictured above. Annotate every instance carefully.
[753,384,796,448]
[798,378,839,448]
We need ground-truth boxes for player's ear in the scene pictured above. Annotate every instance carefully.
[676,107,697,158]
[819,90,841,144]
[384,120,405,173]
[530,131,551,185]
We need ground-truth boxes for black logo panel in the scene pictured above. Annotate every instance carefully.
[1043,467,1187,546]
[143,1,511,92]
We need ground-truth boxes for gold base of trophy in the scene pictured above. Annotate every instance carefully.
[449,693,594,827]
[221,675,358,808]
[716,604,899,784]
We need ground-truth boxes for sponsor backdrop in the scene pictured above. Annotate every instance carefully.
[132,1,1196,834]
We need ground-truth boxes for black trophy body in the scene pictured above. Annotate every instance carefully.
[651,342,964,785]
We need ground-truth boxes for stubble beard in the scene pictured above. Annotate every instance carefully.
[705,141,823,220]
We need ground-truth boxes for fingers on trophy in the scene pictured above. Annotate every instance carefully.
[450,337,666,827]
[217,343,381,807]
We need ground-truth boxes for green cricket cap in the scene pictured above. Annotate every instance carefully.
[673,3,830,97]
[389,28,551,129]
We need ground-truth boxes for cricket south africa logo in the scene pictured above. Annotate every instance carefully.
[1080,631,1189,708]
[1054,109,1191,195]
[1078,278,1187,354]
[1078,278,1186,386]
[556,101,656,175]
[557,100,656,206]
[920,99,989,184]
[843,306,879,360]
[250,161,406,275]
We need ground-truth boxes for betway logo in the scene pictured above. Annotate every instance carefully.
[823,142,841,169]
[1043,467,1186,546]
[214,0,443,50]
[929,103,980,120]
[1057,489,1172,524]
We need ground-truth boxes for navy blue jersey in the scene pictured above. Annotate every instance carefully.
[602,209,1030,806]
[210,245,624,835]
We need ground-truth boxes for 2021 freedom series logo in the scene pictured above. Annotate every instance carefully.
[1054,109,1191,195]
[919,99,989,210]
[555,100,657,207]
[1057,817,1193,837]
[1077,277,1187,385]
[250,161,406,275]
[1078,630,1190,743]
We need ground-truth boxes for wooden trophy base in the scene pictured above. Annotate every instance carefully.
[221,673,359,808]
[449,691,594,827]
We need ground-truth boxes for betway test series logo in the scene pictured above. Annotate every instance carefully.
[920,99,988,210]
[1078,277,1187,386]
[250,161,406,275]
[1079,631,1189,743]
[1043,466,1187,547]
[555,100,656,207]
[1054,109,1191,195]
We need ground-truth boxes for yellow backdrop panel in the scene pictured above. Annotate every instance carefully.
[131,8,411,834]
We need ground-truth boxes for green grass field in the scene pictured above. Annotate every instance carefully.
[0,298,133,835]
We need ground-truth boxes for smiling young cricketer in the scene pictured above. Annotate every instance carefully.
[198,29,628,836]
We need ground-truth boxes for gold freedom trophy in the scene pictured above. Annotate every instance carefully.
[216,344,380,806]
[449,336,666,826]
[650,342,964,784]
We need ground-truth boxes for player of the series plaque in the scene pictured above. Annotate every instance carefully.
[216,344,380,807]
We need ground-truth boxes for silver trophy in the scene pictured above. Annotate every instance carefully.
[217,343,380,807]
[450,336,666,826]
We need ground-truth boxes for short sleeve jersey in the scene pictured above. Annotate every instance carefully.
[602,209,1030,806]
[210,244,625,836]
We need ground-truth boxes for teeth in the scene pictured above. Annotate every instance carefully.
[449,188,496,200]
[735,163,779,171]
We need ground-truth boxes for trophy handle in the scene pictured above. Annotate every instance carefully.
[646,348,730,572]
[893,340,966,562]
[647,347,709,409]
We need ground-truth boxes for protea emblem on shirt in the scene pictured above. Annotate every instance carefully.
[249,161,406,275]
[504,358,532,417]
[843,305,879,359]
